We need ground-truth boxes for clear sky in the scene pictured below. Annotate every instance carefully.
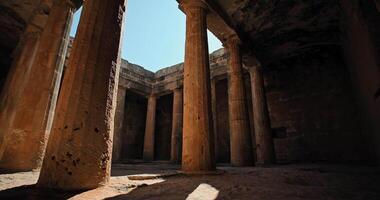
[70,0,223,72]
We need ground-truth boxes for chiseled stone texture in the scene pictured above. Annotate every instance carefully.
[266,47,364,163]
[0,0,74,172]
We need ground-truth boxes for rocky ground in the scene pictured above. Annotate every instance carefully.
[0,163,379,200]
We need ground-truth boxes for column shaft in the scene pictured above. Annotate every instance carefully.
[211,79,219,161]
[143,95,157,161]
[170,88,183,163]
[250,65,275,164]
[112,87,127,163]
[227,38,253,166]
[38,0,126,190]
[182,0,215,172]
[0,0,75,171]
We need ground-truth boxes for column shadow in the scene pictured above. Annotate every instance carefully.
[105,174,224,200]
[0,184,83,200]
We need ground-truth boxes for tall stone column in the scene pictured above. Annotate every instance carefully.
[249,64,275,165]
[143,95,157,161]
[211,79,219,161]
[0,0,75,171]
[181,0,215,172]
[226,37,253,166]
[38,0,126,190]
[112,87,127,163]
[170,88,183,163]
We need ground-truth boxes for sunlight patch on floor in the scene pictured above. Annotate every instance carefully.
[186,183,219,200]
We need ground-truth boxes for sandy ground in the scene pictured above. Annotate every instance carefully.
[0,163,379,200]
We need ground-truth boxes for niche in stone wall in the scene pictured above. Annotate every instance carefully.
[121,90,148,160]
[154,93,173,161]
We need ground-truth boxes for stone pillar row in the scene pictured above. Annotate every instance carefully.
[0,0,276,191]
[139,0,276,171]
[38,0,127,190]
[0,0,75,172]
[142,87,184,163]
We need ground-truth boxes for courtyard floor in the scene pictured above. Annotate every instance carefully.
[0,163,379,200]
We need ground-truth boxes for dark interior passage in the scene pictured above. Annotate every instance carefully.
[121,90,147,160]
[215,78,230,163]
[154,93,173,161]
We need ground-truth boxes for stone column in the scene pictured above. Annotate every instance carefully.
[112,87,127,163]
[249,64,275,165]
[226,36,253,166]
[0,0,75,172]
[38,0,126,190]
[143,95,157,161]
[181,0,215,172]
[170,88,183,163]
[211,79,219,160]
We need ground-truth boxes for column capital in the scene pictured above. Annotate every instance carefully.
[223,35,241,49]
[148,94,157,99]
[180,0,208,12]
[244,55,262,71]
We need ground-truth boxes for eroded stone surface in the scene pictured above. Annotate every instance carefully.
[38,0,126,190]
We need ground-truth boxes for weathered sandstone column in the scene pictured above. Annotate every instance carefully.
[112,87,127,163]
[249,64,275,164]
[170,88,183,163]
[211,79,219,160]
[143,95,157,161]
[181,0,216,172]
[38,0,126,190]
[226,36,253,166]
[0,0,75,171]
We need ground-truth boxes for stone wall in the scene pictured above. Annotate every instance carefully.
[341,0,380,164]
[265,46,364,163]
[119,60,154,96]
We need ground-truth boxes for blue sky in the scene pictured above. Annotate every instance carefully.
[70,0,222,72]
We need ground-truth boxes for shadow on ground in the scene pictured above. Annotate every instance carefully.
[0,164,380,200]
[0,184,82,200]
[106,164,380,200]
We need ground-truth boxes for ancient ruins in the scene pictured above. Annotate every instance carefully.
[0,0,380,199]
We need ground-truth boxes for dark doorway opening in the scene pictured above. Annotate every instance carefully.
[121,90,148,161]
[154,93,173,161]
